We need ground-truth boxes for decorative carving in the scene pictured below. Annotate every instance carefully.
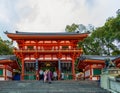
[57,53,62,59]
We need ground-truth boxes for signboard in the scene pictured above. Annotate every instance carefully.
[35,59,38,70]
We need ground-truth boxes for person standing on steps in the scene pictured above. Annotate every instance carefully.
[61,72,64,80]
[47,69,52,84]
[39,69,44,80]
[53,71,57,80]
[43,70,48,83]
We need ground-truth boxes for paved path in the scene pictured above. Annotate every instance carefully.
[0,80,110,93]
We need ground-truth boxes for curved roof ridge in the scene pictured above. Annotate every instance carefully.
[0,55,16,61]
[80,55,118,61]
[5,31,89,35]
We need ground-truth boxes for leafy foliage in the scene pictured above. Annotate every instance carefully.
[65,9,120,56]
[0,38,13,55]
[65,23,79,32]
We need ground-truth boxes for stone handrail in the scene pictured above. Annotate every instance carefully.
[108,77,120,93]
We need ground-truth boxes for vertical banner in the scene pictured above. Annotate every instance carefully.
[58,59,61,72]
[36,59,38,71]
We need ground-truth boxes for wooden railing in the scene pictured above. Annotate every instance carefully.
[14,49,83,53]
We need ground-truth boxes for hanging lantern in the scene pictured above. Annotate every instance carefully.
[46,62,51,66]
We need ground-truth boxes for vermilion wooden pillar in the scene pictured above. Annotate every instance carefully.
[58,58,61,80]
[83,69,85,80]
[21,58,24,80]
[5,65,7,80]
[90,65,92,80]
[72,58,75,80]
[55,66,58,80]
[36,58,39,80]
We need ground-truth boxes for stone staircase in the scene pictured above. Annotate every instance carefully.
[0,80,110,93]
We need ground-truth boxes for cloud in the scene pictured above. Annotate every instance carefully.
[0,0,120,35]
[16,0,76,32]
[85,0,96,8]
[15,0,98,32]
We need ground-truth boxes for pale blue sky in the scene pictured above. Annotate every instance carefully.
[0,0,120,40]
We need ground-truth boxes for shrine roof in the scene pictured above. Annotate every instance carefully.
[5,31,88,35]
[5,31,89,40]
[77,55,120,68]
[0,55,20,69]
[79,55,120,61]
[0,55,17,61]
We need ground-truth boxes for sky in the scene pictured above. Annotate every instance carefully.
[0,0,120,40]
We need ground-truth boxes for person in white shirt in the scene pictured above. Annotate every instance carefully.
[61,72,64,80]
[39,69,44,80]
[53,71,57,80]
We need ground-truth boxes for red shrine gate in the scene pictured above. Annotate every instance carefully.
[5,31,88,80]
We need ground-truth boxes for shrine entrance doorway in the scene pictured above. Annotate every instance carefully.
[61,62,72,80]
[24,62,36,80]
[24,61,57,80]
[39,62,57,73]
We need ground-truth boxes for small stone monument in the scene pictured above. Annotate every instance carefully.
[101,57,120,90]
[103,57,116,74]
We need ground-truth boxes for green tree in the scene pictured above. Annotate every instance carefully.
[65,23,94,33]
[0,37,13,55]
[65,9,120,56]
[65,23,79,32]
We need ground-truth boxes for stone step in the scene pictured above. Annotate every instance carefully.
[0,80,110,93]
